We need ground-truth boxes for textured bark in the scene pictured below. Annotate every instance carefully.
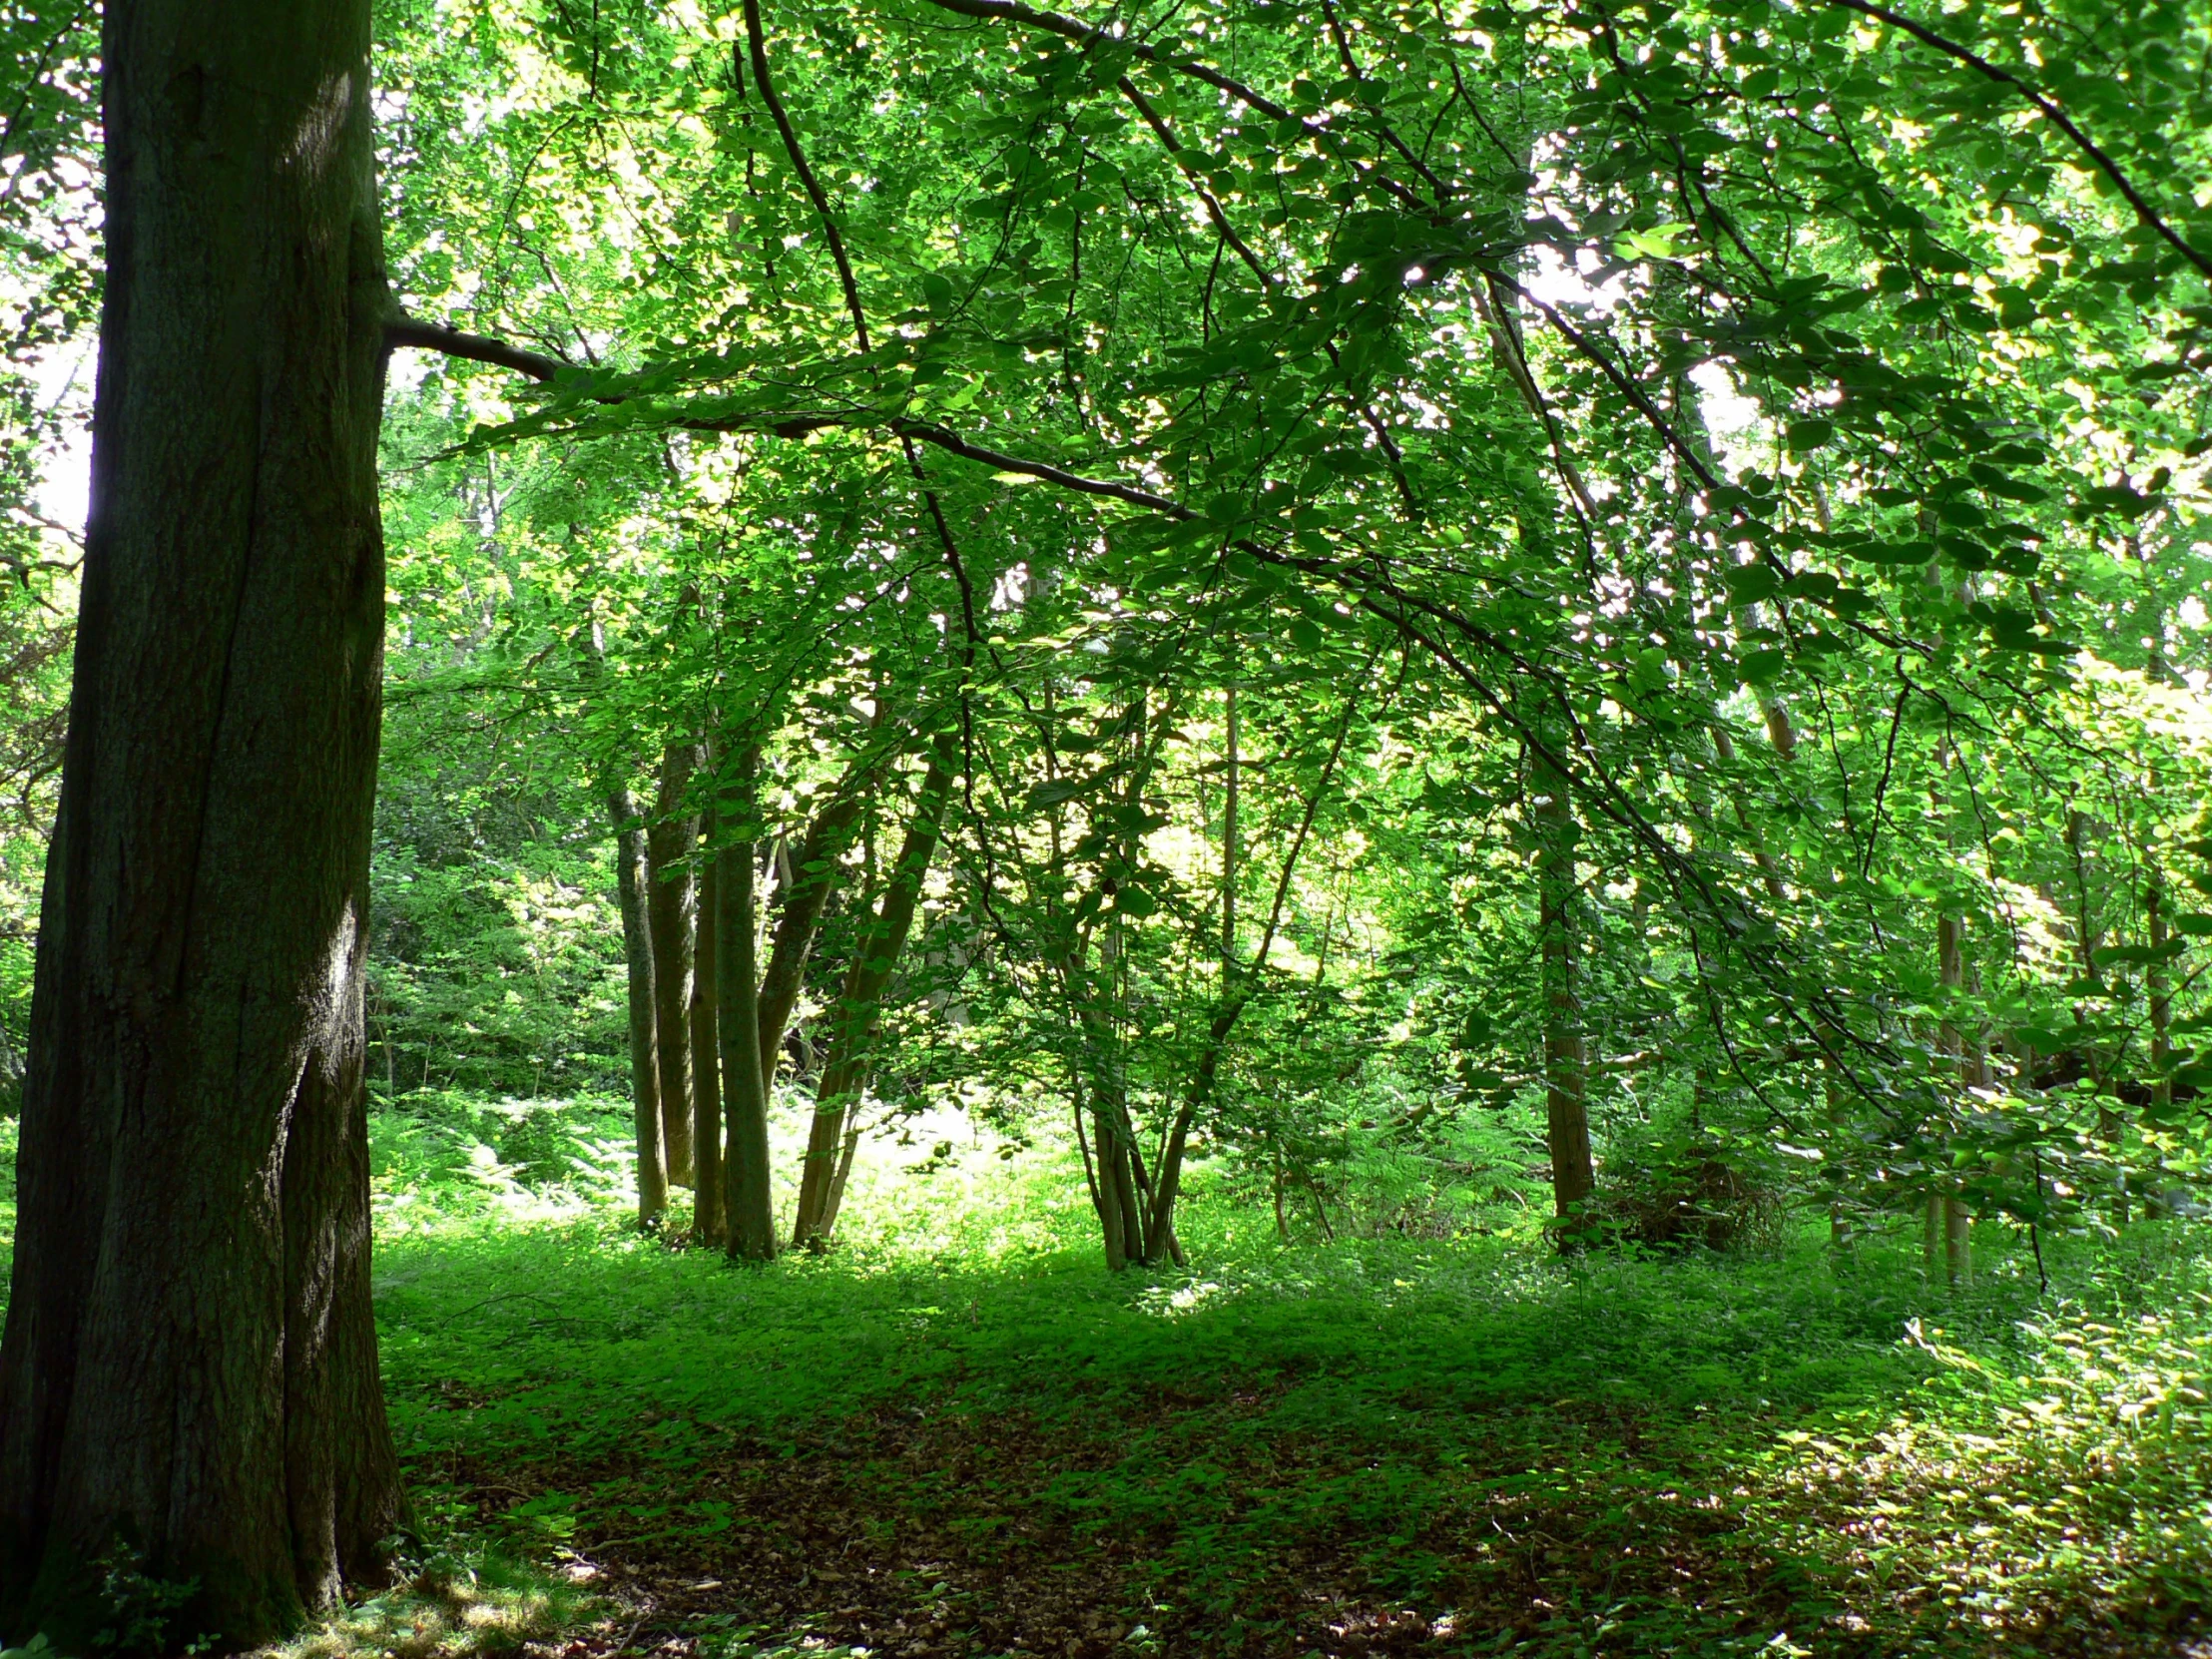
[647,743,701,1185]
[794,738,957,1248]
[0,0,405,1641]
[690,846,724,1249]
[607,785,668,1228]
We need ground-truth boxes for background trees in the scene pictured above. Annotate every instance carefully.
[348,0,2212,1272]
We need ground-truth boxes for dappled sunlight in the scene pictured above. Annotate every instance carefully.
[364,1097,2212,1656]
[263,1546,593,1659]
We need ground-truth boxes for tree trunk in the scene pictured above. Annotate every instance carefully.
[1532,744,1593,1224]
[608,785,668,1228]
[0,0,405,1641]
[647,742,700,1184]
[1935,734,1970,1290]
[1936,907,1970,1289]
[756,791,862,1088]
[690,836,724,1249]
[719,752,777,1261]
[2064,808,2129,1224]
[821,1112,865,1246]
[793,737,957,1248]
[1222,678,1239,961]
[2148,869,2171,1114]
[1093,1109,1130,1273]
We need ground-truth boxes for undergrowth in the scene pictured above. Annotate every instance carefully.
[350,1091,2212,1659]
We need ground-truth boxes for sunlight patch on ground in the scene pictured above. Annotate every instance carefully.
[262,1548,593,1659]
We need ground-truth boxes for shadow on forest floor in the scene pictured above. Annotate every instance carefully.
[339,1098,2212,1659]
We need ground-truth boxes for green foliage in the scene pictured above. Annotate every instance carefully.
[367,847,629,1101]
[368,1094,2212,1655]
[11,0,2212,1644]
[83,1548,208,1659]
[265,1537,596,1659]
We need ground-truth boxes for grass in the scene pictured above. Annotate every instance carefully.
[350,1091,2212,1659]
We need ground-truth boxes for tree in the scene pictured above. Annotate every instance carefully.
[0,0,404,1643]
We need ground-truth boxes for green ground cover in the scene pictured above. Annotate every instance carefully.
[331,1094,2212,1659]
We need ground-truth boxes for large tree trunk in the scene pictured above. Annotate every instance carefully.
[607,784,668,1228]
[0,0,405,1643]
[647,742,701,1185]
[793,737,957,1249]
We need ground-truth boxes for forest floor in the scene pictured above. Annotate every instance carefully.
[319,1094,2212,1659]
[9,1098,2212,1659]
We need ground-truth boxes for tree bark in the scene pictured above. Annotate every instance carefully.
[608,785,668,1228]
[647,742,700,1185]
[0,0,405,1641]
[793,737,957,1248]
[718,751,777,1261]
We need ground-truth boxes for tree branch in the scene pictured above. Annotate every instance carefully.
[384,317,571,381]
[913,0,1297,124]
[1820,0,2212,283]
[744,0,871,352]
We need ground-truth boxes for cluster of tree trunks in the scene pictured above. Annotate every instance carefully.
[591,725,960,1260]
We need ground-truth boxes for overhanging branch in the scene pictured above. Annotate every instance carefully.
[383,318,569,381]
[1820,0,2212,283]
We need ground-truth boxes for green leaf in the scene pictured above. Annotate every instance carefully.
[1738,648,1787,685]
[1721,565,1782,604]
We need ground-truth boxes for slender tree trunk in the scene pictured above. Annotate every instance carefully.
[1093,1109,1130,1273]
[793,738,957,1249]
[797,949,870,1250]
[2145,601,2174,1186]
[1532,744,1594,1224]
[719,751,777,1260]
[1222,677,1239,961]
[757,791,862,1088]
[609,785,668,1227]
[2063,808,2129,1223]
[0,1,405,1640]
[691,830,724,1249]
[821,1113,865,1244]
[2149,867,2172,1113]
[1934,738,1970,1289]
[648,742,700,1185]
[1936,902,1970,1288]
